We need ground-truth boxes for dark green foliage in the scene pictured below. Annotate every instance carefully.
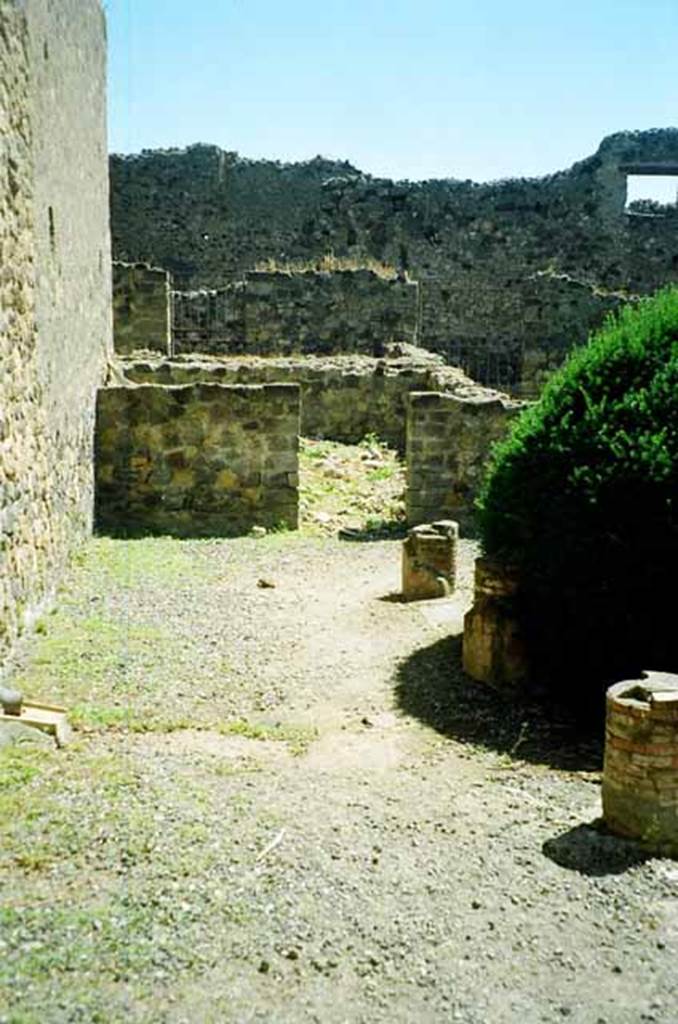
[477,287,678,706]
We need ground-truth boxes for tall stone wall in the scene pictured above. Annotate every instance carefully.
[0,0,111,671]
[110,130,678,394]
[95,383,300,537]
[113,261,171,355]
[406,390,522,529]
[172,269,418,357]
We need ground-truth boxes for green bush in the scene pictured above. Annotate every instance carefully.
[477,286,678,707]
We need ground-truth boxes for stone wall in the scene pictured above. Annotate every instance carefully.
[119,345,504,454]
[116,346,517,524]
[172,269,418,357]
[0,0,111,671]
[95,383,300,537]
[120,347,438,450]
[109,130,678,394]
[406,390,521,529]
[113,261,171,355]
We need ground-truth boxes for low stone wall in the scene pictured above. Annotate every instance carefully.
[120,346,509,457]
[172,269,418,357]
[95,383,299,536]
[406,389,522,528]
[113,261,171,356]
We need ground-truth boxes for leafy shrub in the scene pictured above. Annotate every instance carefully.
[477,287,678,707]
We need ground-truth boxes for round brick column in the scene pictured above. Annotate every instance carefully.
[602,671,678,857]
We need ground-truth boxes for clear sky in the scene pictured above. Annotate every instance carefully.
[106,0,678,184]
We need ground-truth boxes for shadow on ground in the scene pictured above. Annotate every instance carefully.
[394,634,603,772]
[542,822,650,876]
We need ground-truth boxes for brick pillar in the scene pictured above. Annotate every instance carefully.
[602,672,678,857]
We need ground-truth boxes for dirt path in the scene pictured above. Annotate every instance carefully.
[1,533,677,1024]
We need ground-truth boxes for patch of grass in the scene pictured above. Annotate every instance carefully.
[0,745,54,789]
[70,536,215,590]
[299,435,405,536]
[219,718,317,755]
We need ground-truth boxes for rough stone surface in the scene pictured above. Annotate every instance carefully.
[173,269,418,357]
[401,520,458,601]
[110,130,678,394]
[0,0,111,672]
[406,390,521,527]
[603,671,678,857]
[463,558,529,687]
[95,383,300,537]
[113,261,171,355]
[120,345,494,452]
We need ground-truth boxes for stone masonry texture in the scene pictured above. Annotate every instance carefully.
[113,261,171,356]
[109,130,678,394]
[95,383,300,537]
[172,269,418,357]
[406,389,521,528]
[0,0,111,672]
[119,345,479,452]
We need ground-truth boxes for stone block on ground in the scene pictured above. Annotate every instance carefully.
[401,520,458,601]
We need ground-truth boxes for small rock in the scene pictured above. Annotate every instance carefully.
[258,959,270,974]
[250,525,267,538]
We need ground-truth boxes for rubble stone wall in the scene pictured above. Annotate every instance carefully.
[95,383,300,537]
[172,269,418,357]
[113,261,171,355]
[0,0,111,670]
[110,130,678,394]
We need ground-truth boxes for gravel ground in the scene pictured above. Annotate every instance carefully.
[1,531,677,1024]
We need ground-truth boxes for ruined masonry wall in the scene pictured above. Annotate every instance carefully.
[0,0,111,670]
[120,347,504,456]
[121,351,438,451]
[113,261,171,355]
[109,131,678,394]
[95,383,300,537]
[406,390,522,528]
[172,270,418,357]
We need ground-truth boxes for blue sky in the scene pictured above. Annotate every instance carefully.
[106,0,677,184]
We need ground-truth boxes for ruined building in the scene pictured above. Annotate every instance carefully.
[110,130,678,394]
[0,0,111,670]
